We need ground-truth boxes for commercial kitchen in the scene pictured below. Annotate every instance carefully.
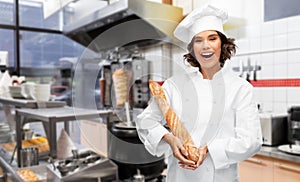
[0,0,300,181]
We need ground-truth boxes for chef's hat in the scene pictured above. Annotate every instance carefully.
[174,5,228,43]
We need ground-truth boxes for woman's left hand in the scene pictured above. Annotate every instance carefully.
[179,145,208,170]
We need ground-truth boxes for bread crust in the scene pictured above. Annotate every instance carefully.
[149,80,200,162]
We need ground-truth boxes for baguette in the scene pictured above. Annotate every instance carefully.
[149,80,200,162]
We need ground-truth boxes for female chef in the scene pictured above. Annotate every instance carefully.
[136,4,262,182]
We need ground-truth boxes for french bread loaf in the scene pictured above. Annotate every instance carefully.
[149,80,200,162]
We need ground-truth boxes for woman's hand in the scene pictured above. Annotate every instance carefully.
[162,133,195,166]
[178,145,208,170]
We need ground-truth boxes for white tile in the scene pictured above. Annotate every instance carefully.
[274,34,288,50]
[260,36,274,51]
[273,52,288,64]
[273,63,287,79]
[273,88,287,102]
[287,62,300,78]
[287,88,300,103]
[246,25,261,38]
[288,16,300,32]
[260,64,274,79]
[260,88,273,102]
[273,102,288,113]
[288,31,300,49]
[249,38,261,52]
[262,102,274,113]
[261,21,274,36]
[253,88,261,102]
[237,26,247,39]
[273,19,288,35]
[288,50,300,63]
[235,39,249,54]
[260,53,274,65]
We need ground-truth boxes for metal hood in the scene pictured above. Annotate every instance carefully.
[63,0,183,51]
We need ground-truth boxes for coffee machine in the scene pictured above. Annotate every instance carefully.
[287,106,300,145]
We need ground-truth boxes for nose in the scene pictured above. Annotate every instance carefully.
[202,40,210,50]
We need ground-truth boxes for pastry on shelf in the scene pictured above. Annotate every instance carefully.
[17,168,39,182]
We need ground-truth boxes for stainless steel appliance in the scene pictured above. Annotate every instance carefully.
[259,113,288,146]
[100,56,151,109]
[20,147,39,167]
[288,107,300,145]
[131,58,151,108]
[108,121,165,180]
[63,0,183,51]
[47,150,118,182]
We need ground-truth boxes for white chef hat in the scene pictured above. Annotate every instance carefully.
[174,5,228,43]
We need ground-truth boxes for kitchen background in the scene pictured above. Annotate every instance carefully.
[0,0,300,181]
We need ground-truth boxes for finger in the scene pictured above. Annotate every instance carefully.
[196,154,204,166]
[174,151,195,165]
[196,147,208,166]
[179,164,197,170]
[179,146,188,157]
[178,157,196,165]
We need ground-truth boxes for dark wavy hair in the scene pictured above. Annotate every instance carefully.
[183,31,236,68]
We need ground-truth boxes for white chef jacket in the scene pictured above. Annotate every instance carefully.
[136,63,262,182]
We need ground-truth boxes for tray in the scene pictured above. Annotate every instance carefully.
[17,165,47,182]
[1,137,50,158]
[278,144,300,155]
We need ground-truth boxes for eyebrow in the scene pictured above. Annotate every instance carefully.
[194,33,219,39]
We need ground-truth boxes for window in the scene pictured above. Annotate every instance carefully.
[0,28,14,67]
[0,0,14,25]
[19,0,62,30]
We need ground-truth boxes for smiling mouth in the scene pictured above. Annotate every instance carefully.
[201,53,214,59]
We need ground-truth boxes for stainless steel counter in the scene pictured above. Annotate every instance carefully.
[258,145,300,163]
[15,107,113,167]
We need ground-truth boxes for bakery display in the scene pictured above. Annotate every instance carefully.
[149,80,200,162]
[1,137,49,154]
[17,168,39,182]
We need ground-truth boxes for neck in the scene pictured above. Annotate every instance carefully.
[200,66,221,80]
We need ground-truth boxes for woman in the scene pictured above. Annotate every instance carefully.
[136,5,262,182]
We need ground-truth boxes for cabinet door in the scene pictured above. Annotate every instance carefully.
[274,159,300,182]
[239,155,273,182]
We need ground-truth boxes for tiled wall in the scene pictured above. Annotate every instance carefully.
[145,13,300,114]
[226,15,300,114]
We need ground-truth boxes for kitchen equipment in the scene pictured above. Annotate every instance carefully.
[133,169,145,182]
[99,56,151,109]
[287,106,300,145]
[63,0,183,50]
[259,113,288,146]
[100,61,113,108]
[46,150,118,182]
[20,147,39,167]
[108,120,165,180]
[131,58,151,108]
[0,123,14,143]
[278,144,300,155]
[21,129,33,140]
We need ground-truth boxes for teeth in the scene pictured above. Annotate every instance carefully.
[201,53,213,58]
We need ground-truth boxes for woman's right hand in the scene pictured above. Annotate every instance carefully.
[162,133,195,166]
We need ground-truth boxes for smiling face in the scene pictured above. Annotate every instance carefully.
[193,30,222,78]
